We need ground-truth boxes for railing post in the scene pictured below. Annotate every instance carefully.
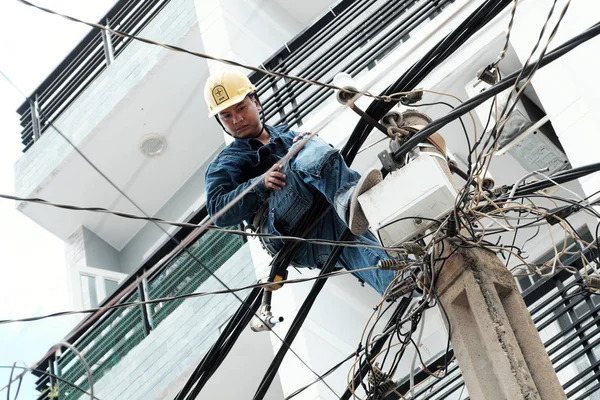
[101,18,115,65]
[48,357,57,394]
[138,275,153,335]
[30,95,41,141]
[53,355,61,396]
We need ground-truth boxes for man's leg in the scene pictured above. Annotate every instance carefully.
[267,137,397,295]
[293,210,397,296]
[289,136,360,226]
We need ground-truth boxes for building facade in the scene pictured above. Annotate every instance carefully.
[14,0,600,398]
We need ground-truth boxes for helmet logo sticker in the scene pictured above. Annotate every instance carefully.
[212,85,229,105]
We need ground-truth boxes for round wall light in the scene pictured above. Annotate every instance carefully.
[139,134,167,156]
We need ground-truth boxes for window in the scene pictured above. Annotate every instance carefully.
[104,279,119,298]
[81,274,98,309]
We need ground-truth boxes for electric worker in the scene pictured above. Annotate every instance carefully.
[203,69,399,295]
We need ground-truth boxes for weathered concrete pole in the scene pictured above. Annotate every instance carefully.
[434,241,566,400]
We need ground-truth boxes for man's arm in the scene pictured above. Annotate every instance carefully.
[205,157,271,227]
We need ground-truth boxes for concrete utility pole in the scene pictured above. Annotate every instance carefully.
[434,241,566,400]
[358,108,565,399]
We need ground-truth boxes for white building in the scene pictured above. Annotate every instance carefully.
[13,0,600,399]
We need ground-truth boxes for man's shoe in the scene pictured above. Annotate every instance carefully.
[349,168,383,235]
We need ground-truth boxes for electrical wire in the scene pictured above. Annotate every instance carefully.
[392,21,600,161]
[5,363,21,400]
[0,192,414,253]
[493,0,519,67]
[0,365,100,400]
[0,265,396,325]
[409,308,426,399]
[0,72,336,400]
[14,0,412,103]
[6,0,599,398]
[54,342,94,400]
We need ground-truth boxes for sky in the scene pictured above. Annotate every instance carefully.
[0,1,117,397]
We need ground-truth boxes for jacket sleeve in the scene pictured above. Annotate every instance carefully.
[205,156,270,227]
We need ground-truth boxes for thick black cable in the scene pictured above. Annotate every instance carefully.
[393,21,600,161]
[511,162,600,197]
[342,0,513,165]
[176,288,262,399]
[252,229,353,400]
[340,296,413,400]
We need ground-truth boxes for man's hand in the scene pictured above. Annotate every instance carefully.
[263,164,286,191]
[293,131,316,143]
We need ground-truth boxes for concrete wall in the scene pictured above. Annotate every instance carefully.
[82,227,122,273]
[118,146,223,275]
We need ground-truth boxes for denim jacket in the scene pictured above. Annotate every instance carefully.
[205,124,300,227]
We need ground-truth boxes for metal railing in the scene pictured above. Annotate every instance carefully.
[250,0,454,129]
[32,225,244,400]
[16,0,174,152]
[390,251,600,400]
[16,0,454,152]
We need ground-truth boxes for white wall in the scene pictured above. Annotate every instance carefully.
[195,0,305,74]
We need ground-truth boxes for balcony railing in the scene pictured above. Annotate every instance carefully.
[17,0,454,152]
[250,0,454,129]
[16,0,174,152]
[32,222,244,400]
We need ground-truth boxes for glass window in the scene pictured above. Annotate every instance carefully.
[104,279,119,298]
[81,274,98,309]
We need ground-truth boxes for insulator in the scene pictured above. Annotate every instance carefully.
[585,275,600,290]
[368,363,396,396]
[377,259,406,270]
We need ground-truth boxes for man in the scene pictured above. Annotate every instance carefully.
[204,69,398,295]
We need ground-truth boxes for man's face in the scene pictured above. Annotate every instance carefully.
[217,95,262,138]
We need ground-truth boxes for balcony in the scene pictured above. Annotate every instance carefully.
[34,225,247,399]
[13,0,223,251]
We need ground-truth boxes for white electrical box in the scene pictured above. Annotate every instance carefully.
[358,155,457,248]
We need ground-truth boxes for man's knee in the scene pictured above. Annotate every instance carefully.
[292,138,338,177]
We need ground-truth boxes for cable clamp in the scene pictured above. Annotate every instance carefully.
[250,304,284,332]
[259,276,285,291]
[584,275,600,292]
[377,259,408,270]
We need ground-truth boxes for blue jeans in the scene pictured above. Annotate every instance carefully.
[265,136,396,295]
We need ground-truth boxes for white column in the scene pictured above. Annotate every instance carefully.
[194,0,303,75]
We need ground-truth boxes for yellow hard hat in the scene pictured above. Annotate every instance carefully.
[204,69,256,117]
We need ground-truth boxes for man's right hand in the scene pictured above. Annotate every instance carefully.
[263,164,286,191]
